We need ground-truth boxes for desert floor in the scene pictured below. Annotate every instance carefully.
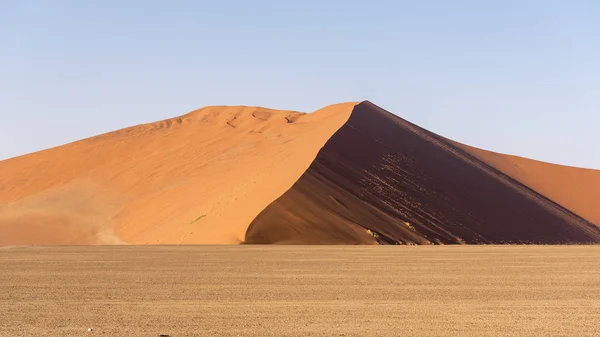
[1,245,600,336]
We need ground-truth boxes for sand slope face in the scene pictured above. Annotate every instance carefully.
[246,102,600,244]
[0,104,355,244]
[454,144,600,228]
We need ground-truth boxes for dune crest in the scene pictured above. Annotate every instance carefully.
[1,101,599,245]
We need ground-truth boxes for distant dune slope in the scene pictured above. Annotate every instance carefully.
[245,102,600,244]
[0,103,355,245]
[454,144,600,228]
[2,101,599,245]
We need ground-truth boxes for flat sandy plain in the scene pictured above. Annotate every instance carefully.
[1,246,600,336]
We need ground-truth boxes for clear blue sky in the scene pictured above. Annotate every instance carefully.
[1,1,599,168]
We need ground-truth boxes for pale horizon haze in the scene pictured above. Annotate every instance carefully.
[1,1,599,168]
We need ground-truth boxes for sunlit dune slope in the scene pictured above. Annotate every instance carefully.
[0,103,355,244]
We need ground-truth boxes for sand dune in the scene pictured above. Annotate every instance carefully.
[1,101,599,244]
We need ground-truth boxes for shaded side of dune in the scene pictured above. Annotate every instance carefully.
[245,101,600,244]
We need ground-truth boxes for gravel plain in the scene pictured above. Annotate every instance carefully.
[1,245,600,336]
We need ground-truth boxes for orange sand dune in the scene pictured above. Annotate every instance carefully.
[1,101,599,245]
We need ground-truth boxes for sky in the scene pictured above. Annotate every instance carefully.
[1,0,599,168]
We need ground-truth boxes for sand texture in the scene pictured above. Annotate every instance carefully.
[1,245,600,336]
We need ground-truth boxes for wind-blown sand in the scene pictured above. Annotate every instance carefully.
[1,101,599,244]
